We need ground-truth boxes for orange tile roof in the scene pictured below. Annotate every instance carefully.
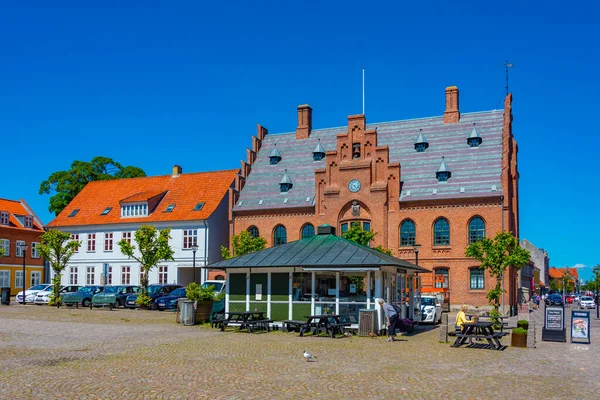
[548,267,578,280]
[0,198,44,232]
[47,169,238,227]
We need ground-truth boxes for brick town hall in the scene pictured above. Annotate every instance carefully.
[226,87,519,310]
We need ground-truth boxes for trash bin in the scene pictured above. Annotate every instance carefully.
[1,287,10,305]
[180,300,195,326]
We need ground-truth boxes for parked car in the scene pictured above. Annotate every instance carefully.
[580,296,596,309]
[62,286,104,308]
[15,284,52,304]
[545,294,564,306]
[154,287,188,310]
[34,285,82,305]
[125,284,182,309]
[420,295,443,324]
[202,280,226,297]
[91,285,140,309]
[565,295,574,304]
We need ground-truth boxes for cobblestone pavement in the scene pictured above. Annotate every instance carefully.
[1,304,599,399]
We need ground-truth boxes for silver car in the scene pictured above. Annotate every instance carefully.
[580,296,595,309]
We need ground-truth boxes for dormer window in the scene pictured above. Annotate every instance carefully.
[279,169,293,193]
[414,129,429,153]
[467,124,482,148]
[269,144,282,165]
[436,157,452,182]
[121,203,148,217]
[312,138,326,161]
[352,143,361,159]
[24,215,33,229]
[0,211,8,225]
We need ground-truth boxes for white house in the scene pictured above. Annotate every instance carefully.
[47,166,238,287]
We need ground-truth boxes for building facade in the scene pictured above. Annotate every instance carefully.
[228,87,520,311]
[0,198,46,293]
[520,239,550,286]
[47,167,237,287]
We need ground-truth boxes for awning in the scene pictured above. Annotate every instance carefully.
[302,267,381,272]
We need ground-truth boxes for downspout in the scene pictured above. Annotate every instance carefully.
[203,219,208,284]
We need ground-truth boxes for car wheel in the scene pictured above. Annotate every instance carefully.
[114,300,121,308]
[82,299,91,307]
[151,303,158,311]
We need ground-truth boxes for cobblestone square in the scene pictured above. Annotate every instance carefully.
[1,305,599,399]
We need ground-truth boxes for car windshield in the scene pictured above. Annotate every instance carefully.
[170,288,186,297]
[582,297,593,301]
[202,282,223,292]
[421,297,435,306]
[147,286,162,295]
[29,284,49,291]
[104,287,118,294]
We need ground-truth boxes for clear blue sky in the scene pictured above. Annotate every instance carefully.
[2,1,599,280]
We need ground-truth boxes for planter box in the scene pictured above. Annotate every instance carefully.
[511,333,527,348]
[193,300,214,324]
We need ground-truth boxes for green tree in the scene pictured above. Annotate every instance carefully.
[38,230,80,306]
[118,225,174,305]
[0,247,4,256]
[549,279,560,293]
[39,156,146,215]
[342,223,376,246]
[221,230,267,259]
[465,232,530,325]
[593,264,600,293]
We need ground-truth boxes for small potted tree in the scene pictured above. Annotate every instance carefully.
[185,282,216,324]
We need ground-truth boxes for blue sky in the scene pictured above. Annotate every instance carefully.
[2,1,599,280]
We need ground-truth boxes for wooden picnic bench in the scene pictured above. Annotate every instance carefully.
[219,311,271,333]
[451,321,506,350]
[281,320,309,333]
[298,315,350,338]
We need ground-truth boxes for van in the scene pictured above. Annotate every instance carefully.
[202,280,225,297]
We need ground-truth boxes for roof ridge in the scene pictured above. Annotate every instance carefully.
[85,168,240,185]
[0,198,22,204]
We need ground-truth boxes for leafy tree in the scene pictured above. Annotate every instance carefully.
[342,223,376,246]
[118,225,174,304]
[465,232,530,325]
[221,230,267,259]
[39,156,146,215]
[38,230,80,306]
[0,247,4,256]
[549,279,560,293]
[374,245,393,256]
[593,265,600,293]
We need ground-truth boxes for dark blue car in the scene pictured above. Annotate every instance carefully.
[545,294,564,306]
[125,284,182,309]
[154,287,187,310]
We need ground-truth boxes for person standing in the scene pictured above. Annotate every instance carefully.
[377,298,399,342]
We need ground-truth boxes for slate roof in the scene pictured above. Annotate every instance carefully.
[48,169,238,227]
[0,198,44,232]
[234,110,504,212]
[210,233,429,271]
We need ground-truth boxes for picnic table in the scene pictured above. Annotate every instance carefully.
[298,315,351,338]
[217,311,272,333]
[451,321,508,350]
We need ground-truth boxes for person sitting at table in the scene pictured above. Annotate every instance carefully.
[377,298,398,342]
[455,304,473,344]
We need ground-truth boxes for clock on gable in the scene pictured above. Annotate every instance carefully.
[348,179,361,193]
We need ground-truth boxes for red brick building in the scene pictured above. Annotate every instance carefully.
[0,198,46,293]
[228,87,519,312]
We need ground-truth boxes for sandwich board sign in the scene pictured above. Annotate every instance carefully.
[542,305,566,342]
[571,310,591,344]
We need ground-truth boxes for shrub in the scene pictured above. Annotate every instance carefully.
[136,293,152,308]
[517,320,529,330]
[186,282,216,302]
[512,327,527,335]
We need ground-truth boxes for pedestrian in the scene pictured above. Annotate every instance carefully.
[377,298,399,342]
[455,304,473,344]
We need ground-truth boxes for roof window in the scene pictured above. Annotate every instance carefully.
[279,169,293,193]
[68,209,80,218]
[467,123,482,148]
[414,129,429,153]
[100,207,112,215]
[269,144,282,165]
[193,202,205,211]
[312,138,326,161]
[165,204,176,212]
[436,157,452,182]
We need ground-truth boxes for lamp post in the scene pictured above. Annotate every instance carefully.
[412,244,421,267]
[20,243,28,304]
[191,245,199,283]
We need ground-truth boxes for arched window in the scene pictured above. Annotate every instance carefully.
[468,217,486,244]
[247,226,259,238]
[400,220,416,246]
[301,224,315,239]
[433,218,450,246]
[435,268,449,289]
[273,225,287,246]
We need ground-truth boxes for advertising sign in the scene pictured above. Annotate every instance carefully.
[571,311,591,344]
[545,307,564,330]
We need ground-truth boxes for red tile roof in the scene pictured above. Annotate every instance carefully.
[47,169,238,227]
[0,198,44,232]
[549,267,579,280]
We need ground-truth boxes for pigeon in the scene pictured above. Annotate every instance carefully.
[303,350,317,362]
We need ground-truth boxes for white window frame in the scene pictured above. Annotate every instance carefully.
[31,242,40,258]
[183,229,198,249]
[0,270,10,287]
[87,234,96,252]
[121,203,148,218]
[71,234,79,253]
[158,265,168,284]
[104,232,113,252]
[139,268,146,285]
[122,231,132,244]
[0,211,9,225]
[121,266,131,285]
[30,271,41,286]
[69,267,78,285]
[107,266,113,285]
[0,239,9,256]
[24,215,33,229]
[86,266,95,285]
[15,271,24,288]
[15,240,25,257]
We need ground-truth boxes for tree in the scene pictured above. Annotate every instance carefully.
[38,230,80,306]
[118,225,174,306]
[221,230,267,260]
[39,156,146,215]
[549,279,560,293]
[342,223,376,247]
[465,232,530,325]
[0,247,4,256]
[593,265,600,294]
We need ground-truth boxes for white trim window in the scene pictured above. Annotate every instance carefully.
[71,234,79,252]
[104,233,113,251]
[15,271,23,288]
[122,232,132,245]
[139,268,146,285]
[106,266,113,285]
[30,271,41,286]
[0,211,9,225]
[86,266,95,285]
[121,266,131,285]
[0,239,9,256]
[24,215,33,229]
[69,267,78,285]
[31,242,40,258]
[0,270,9,287]
[16,240,25,257]
[158,266,168,284]
[183,229,198,249]
[121,203,148,218]
[87,234,96,252]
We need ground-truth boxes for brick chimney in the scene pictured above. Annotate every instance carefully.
[296,104,312,139]
[172,165,182,177]
[444,86,460,124]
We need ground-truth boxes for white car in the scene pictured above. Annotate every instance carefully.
[420,295,442,324]
[580,296,596,309]
[34,285,82,305]
[15,284,52,304]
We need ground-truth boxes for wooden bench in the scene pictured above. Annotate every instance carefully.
[281,320,308,333]
[247,319,273,333]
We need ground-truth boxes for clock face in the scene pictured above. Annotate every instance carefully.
[348,179,361,193]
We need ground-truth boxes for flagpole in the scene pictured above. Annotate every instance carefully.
[362,68,365,115]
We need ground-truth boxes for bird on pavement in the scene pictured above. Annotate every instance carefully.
[369,332,378,338]
[303,350,317,362]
